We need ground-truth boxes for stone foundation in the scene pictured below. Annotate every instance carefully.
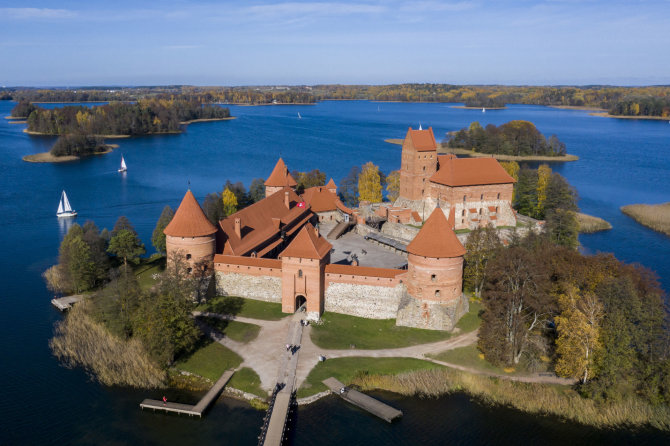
[324,282,403,319]
[215,271,281,302]
[395,292,469,331]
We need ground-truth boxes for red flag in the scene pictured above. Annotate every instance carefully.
[297,201,306,208]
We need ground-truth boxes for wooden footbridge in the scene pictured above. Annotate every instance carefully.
[323,377,403,423]
[257,319,304,446]
[140,369,235,417]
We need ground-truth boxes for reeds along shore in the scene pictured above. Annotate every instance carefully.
[350,369,670,430]
[576,212,612,233]
[621,203,670,236]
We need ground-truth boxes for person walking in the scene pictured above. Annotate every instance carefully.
[162,396,167,406]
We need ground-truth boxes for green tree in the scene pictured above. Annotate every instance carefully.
[152,206,174,255]
[223,180,250,208]
[81,220,110,286]
[546,208,579,249]
[65,236,95,293]
[202,192,224,224]
[358,161,382,203]
[222,187,238,216]
[292,169,326,193]
[108,229,146,267]
[112,216,137,237]
[249,178,266,203]
[463,226,501,298]
[545,173,578,213]
[514,168,538,217]
[386,170,400,202]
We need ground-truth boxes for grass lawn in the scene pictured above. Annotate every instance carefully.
[197,296,286,321]
[228,367,265,397]
[429,344,549,376]
[134,256,165,290]
[455,299,482,333]
[310,312,452,350]
[175,342,242,381]
[297,357,443,397]
[200,317,261,343]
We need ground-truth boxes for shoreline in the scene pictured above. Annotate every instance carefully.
[621,203,670,236]
[590,112,670,121]
[450,106,506,110]
[5,115,27,119]
[23,129,132,138]
[548,105,606,111]
[22,144,118,163]
[577,212,612,233]
[179,116,236,124]
[438,146,579,162]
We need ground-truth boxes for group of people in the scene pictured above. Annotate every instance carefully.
[299,319,309,327]
[285,343,299,354]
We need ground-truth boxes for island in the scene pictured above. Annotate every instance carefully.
[23,135,119,163]
[621,202,670,236]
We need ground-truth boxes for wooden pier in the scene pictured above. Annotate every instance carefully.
[322,377,403,423]
[51,295,83,311]
[140,369,234,417]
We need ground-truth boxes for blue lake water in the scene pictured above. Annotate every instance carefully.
[0,100,668,444]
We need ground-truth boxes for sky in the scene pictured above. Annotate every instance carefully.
[1,0,669,86]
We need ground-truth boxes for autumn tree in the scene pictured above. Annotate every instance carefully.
[479,245,553,366]
[555,286,603,383]
[536,164,552,218]
[151,206,174,255]
[358,162,382,203]
[108,229,145,267]
[222,187,238,216]
[386,170,400,202]
[292,169,326,193]
[463,226,501,298]
[223,180,250,208]
[500,161,520,201]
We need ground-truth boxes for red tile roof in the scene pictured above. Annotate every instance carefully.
[326,178,337,190]
[405,127,437,152]
[164,190,218,237]
[220,188,312,256]
[264,158,298,187]
[325,264,405,279]
[280,223,332,259]
[406,208,465,258]
[214,255,282,269]
[430,155,515,187]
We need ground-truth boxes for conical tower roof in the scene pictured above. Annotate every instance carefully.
[280,223,332,259]
[407,208,465,258]
[264,158,298,187]
[326,178,337,189]
[164,190,217,237]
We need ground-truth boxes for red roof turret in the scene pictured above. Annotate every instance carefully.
[164,190,217,237]
[407,208,465,258]
[264,158,298,187]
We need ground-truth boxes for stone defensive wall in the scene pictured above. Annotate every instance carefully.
[214,255,282,302]
[324,264,406,319]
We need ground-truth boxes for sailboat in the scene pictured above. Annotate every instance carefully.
[118,155,127,173]
[57,190,77,218]
[482,107,486,113]
[298,112,302,119]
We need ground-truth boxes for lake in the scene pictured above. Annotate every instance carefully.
[0,100,668,445]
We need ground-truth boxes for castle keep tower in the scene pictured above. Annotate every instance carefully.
[279,224,332,320]
[399,127,438,202]
[264,158,298,198]
[396,207,467,331]
[164,190,217,273]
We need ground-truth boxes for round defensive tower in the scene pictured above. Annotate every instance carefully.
[396,207,467,331]
[163,190,218,272]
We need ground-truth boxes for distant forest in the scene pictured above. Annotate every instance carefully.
[4,84,670,117]
[50,134,108,157]
[447,120,567,157]
[22,98,230,136]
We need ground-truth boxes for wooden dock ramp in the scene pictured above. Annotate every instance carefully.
[140,369,234,417]
[322,377,402,423]
[51,295,83,311]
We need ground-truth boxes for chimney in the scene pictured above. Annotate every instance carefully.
[272,217,281,230]
[314,225,319,237]
[284,191,290,209]
[234,218,242,238]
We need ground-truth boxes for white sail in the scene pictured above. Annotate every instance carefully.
[121,156,126,170]
[57,194,64,214]
[62,191,72,212]
[298,112,302,119]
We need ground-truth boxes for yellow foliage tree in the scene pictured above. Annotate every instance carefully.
[222,188,238,217]
[500,161,520,200]
[358,162,383,203]
[386,170,400,202]
[555,286,603,383]
[536,164,552,216]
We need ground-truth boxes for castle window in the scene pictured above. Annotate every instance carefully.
[480,194,483,200]
[186,253,191,260]
[497,193,501,199]
[298,269,303,278]
[463,195,466,202]
[435,290,441,298]
[187,267,192,274]
[423,166,426,172]
[431,274,436,282]
[462,210,465,216]
[496,206,499,213]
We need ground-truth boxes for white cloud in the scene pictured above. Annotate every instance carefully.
[0,8,77,20]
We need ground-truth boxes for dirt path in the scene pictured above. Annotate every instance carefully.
[194,312,573,391]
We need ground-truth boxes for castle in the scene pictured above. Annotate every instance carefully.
[163,127,515,330]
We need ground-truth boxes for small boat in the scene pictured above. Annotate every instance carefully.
[298,112,302,119]
[118,155,127,172]
[57,190,77,218]
[482,107,486,113]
